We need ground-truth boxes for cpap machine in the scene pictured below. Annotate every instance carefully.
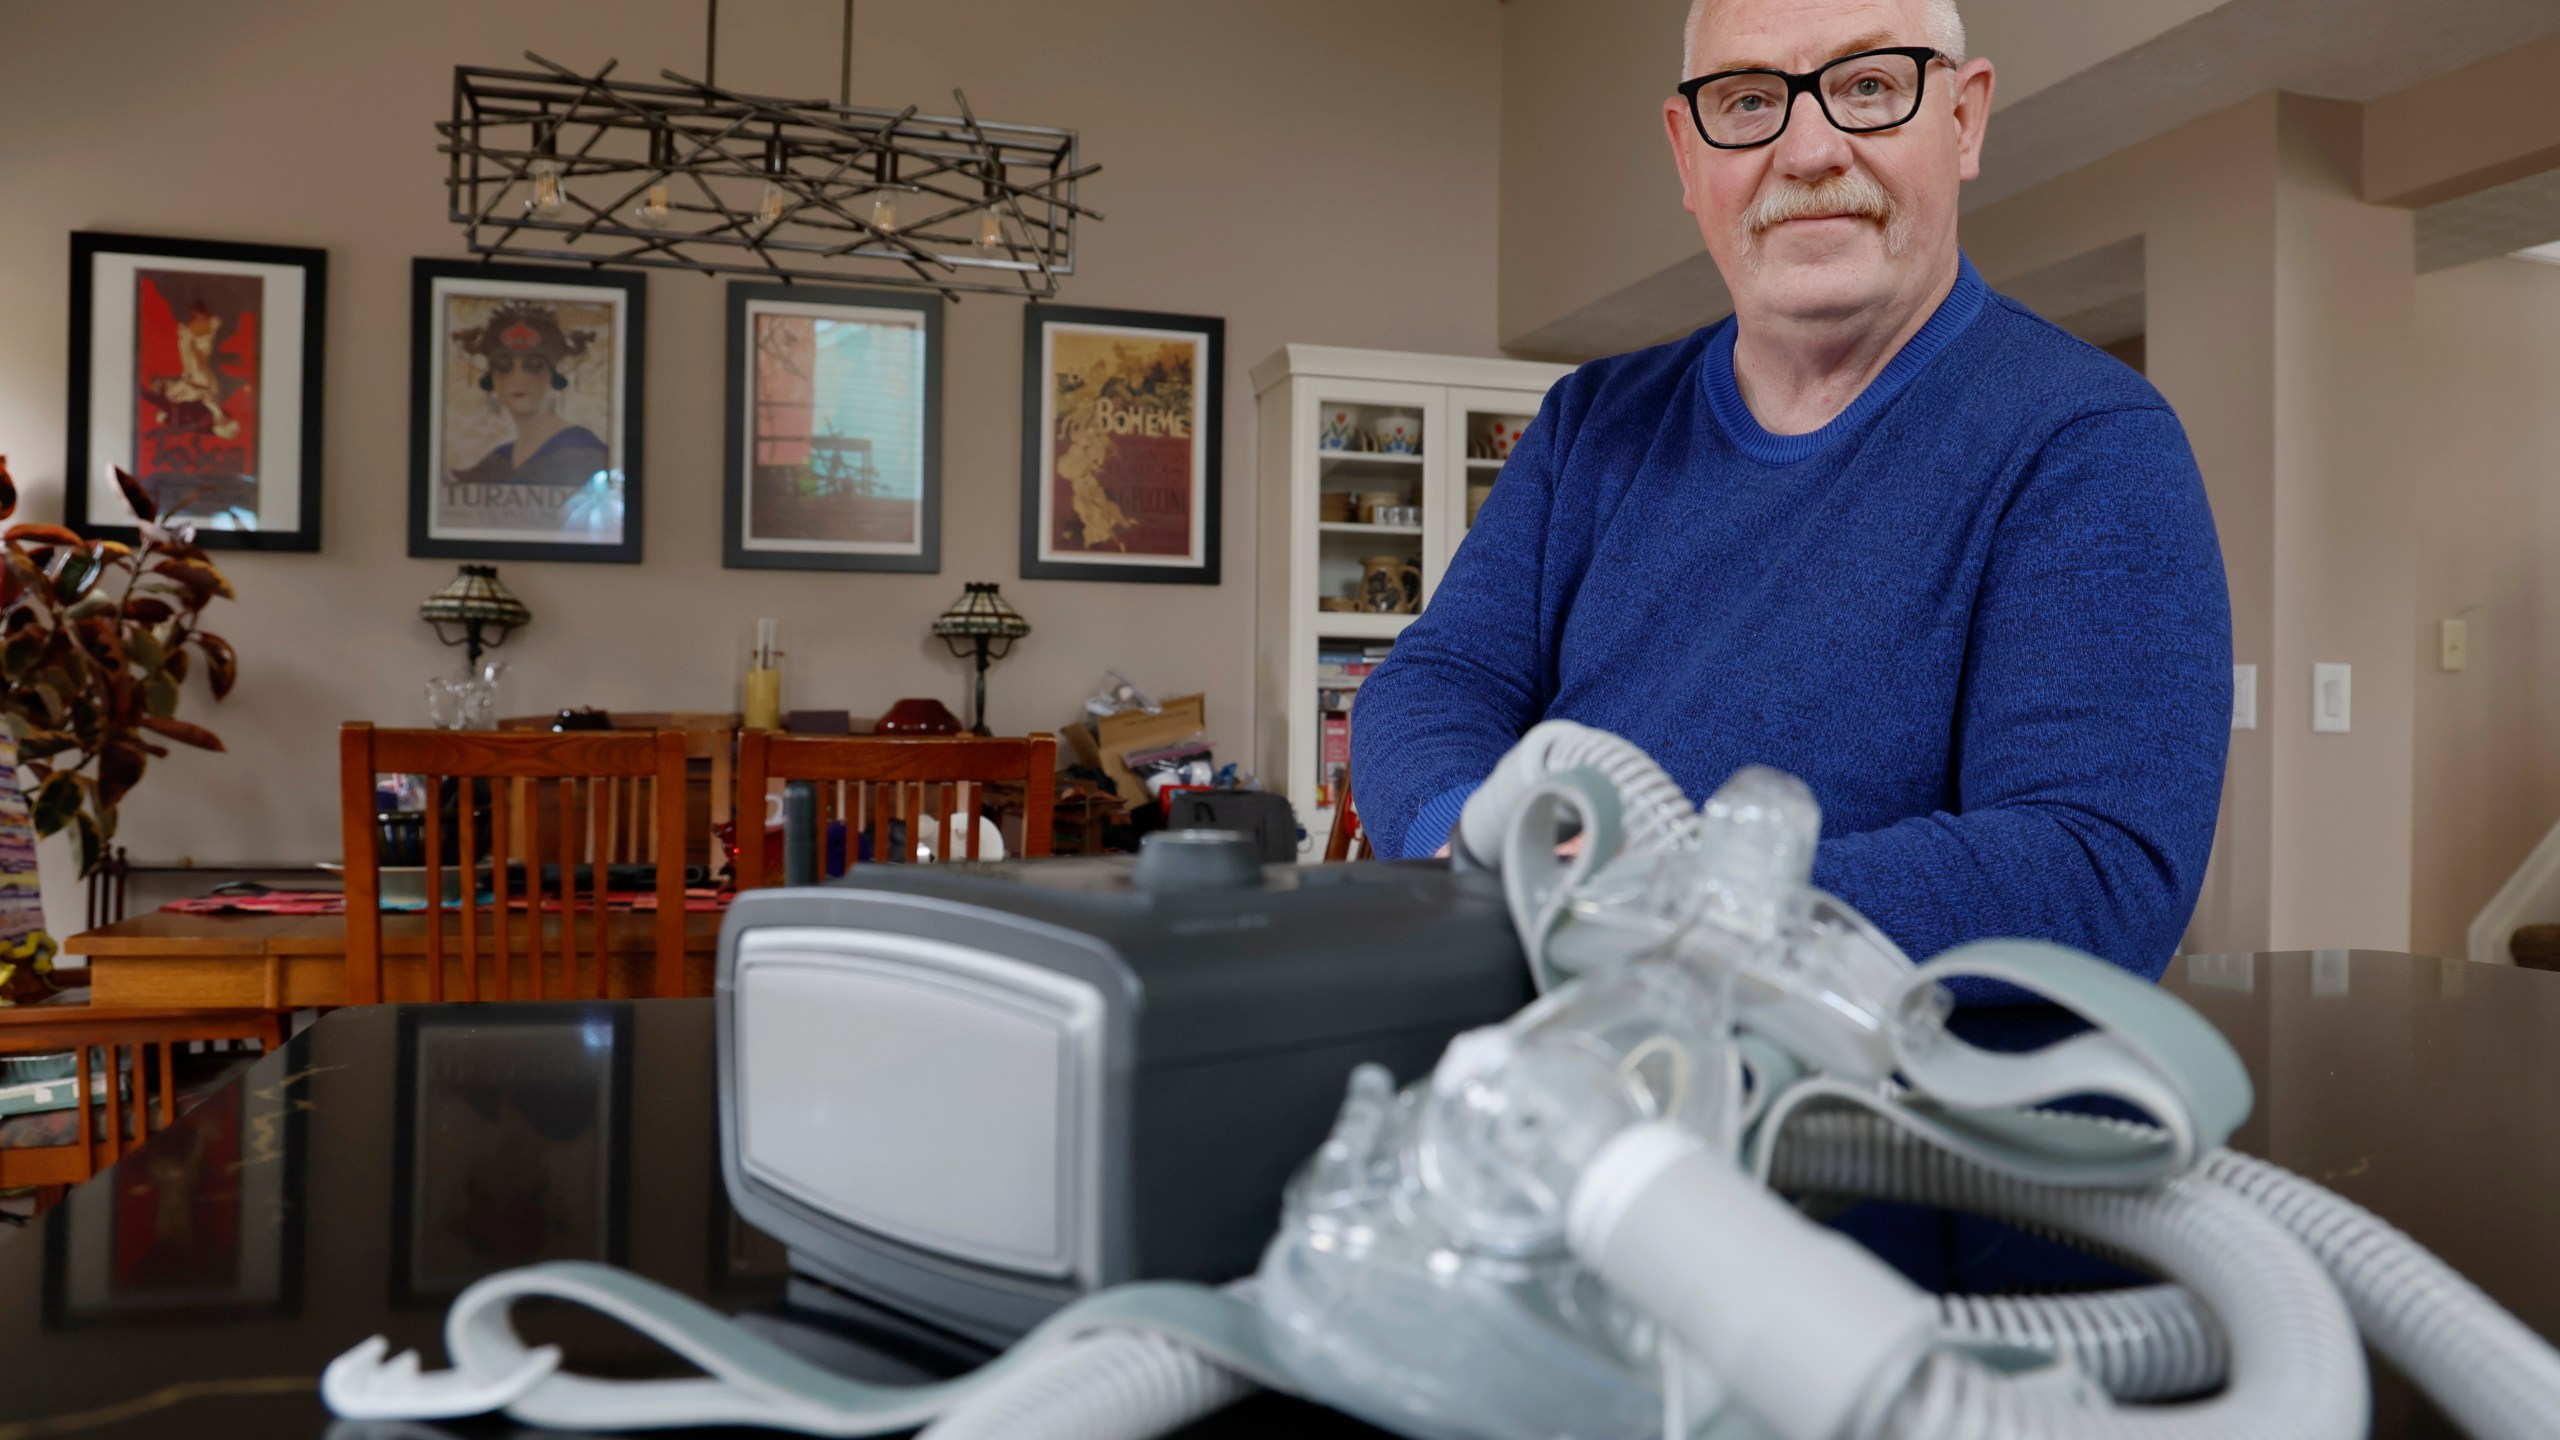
[326,722,2560,1440]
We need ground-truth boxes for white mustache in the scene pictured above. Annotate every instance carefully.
[1741,173,1899,236]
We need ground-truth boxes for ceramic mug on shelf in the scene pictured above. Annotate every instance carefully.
[1377,412,1422,454]
[1320,405,1358,450]
[1486,416,1527,459]
[1357,490,1404,523]
[1360,554,1423,614]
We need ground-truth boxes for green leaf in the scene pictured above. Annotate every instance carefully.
[126,628,165,676]
[64,592,115,621]
[146,672,179,718]
[13,730,78,762]
[70,813,101,879]
[2,632,39,683]
[31,771,80,837]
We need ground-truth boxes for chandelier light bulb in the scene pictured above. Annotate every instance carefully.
[526,157,567,218]
[870,191,899,233]
[758,180,790,228]
[975,211,1004,253]
[632,180,672,229]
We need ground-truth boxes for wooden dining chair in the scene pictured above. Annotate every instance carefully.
[0,1005,281,1215]
[733,732,1057,890]
[1324,765,1377,862]
[338,724,689,1005]
[499,712,738,882]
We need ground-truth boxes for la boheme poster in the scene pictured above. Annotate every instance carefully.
[1020,305,1222,585]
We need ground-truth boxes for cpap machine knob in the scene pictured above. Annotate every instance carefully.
[1134,829,1265,890]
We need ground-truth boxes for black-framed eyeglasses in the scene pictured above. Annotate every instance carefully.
[1678,46,1947,150]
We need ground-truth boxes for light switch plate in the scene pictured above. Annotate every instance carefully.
[2440,619,2468,672]
[2231,664,2257,730]
[2313,662,2351,733]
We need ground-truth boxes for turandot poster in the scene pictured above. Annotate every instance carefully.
[723,283,941,572]
[409,260,647,564]
[1020,305,1223,585]
[66,232,327,551]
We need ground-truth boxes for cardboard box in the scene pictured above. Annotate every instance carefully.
[1064,693,1207,807]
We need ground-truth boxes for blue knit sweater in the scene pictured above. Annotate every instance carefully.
[1351,258,2232,988]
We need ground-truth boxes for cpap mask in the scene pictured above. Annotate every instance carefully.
[323,721,2560,1440]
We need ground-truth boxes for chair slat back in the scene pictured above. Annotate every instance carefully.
[1324,766,1376,862]
[733,733,1057,890]
[0,1008,281,1212]
[339,724,690,1004]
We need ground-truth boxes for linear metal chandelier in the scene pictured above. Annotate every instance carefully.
[438,1,1099,298]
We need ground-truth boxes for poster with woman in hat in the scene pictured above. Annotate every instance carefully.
[409,261,647,563]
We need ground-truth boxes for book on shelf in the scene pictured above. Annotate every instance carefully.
[1319,712,1351,809]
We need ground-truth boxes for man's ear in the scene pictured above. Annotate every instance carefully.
[1951,58,1996,184]
[1664,97,1703,216]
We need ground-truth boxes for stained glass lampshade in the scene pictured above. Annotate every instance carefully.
[419,564,531,667]
[930,583,1030,735]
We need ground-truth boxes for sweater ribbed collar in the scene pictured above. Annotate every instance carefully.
[1702,253,1990,466]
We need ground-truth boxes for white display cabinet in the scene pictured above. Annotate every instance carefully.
[1250,345,1572,852]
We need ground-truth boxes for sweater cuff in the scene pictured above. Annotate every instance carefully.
[1401,784,1480,859]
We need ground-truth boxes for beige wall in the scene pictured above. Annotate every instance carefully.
[0,0,1506,922]
[1961,95,2281,951]
[2409,256,2560,959]
[1494,0,2248,354]
[1961,93,2424,954]
[2267,96,2417,950]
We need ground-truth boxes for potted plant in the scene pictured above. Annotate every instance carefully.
[0,458,237,1001]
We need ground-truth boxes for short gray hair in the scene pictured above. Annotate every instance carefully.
[1683,0,1967,77]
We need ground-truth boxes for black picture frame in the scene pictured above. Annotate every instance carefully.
[65,231,328,552]
[723,282,943,573]
[389,1005,632,1309]
[1019,304,1224,585]
[409,259,648,565]
[43,1042,310,1328]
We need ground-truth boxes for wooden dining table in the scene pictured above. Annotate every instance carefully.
[64,908,726,1010]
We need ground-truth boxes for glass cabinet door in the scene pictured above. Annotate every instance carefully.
[1304,379,1442,632]
[1432,386,1543,583]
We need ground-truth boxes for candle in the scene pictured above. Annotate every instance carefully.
[745,618,783,730]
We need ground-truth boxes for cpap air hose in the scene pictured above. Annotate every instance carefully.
[914,1328,1251,1440]
[1449,720,1699,869]
[1935,1286,2224,1404]
[859,730,2560,1440]
[1750,1111,2370,1439]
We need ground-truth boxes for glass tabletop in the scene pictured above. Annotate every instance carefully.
[1,951,2551,1438]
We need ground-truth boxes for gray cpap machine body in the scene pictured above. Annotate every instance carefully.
[715,846,1532,1346]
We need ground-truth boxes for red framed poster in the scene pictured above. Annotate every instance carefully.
[66,232,326,551]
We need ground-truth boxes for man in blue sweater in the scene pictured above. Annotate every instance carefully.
[1351,0,2232,987]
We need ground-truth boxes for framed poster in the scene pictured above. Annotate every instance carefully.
[43,1053,307,1326]
[389,1007,630,1307]
[1020,304,1223,585]
[65,231,326,551]
[723,282,941,572]
[410,259,646,564]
